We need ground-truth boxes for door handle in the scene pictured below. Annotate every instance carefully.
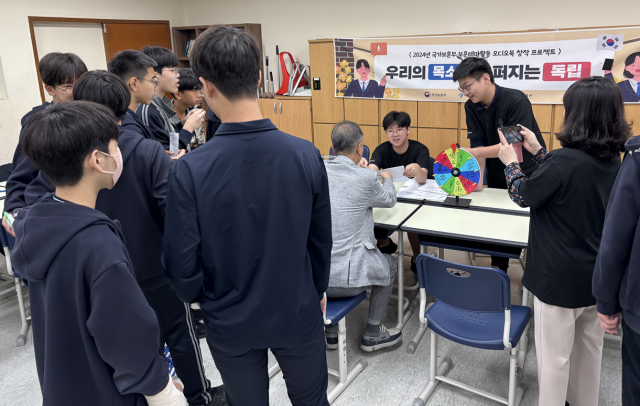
[279,103,282,114]
[273,102,276,114]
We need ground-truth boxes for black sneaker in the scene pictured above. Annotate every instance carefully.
[377,238,397,255]
[196,320,206,339]
[325,328,338,350]
[410,257,417,275]
[191,385,227,406]
[360,324,403,352]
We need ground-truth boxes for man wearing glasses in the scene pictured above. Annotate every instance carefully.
[3,52,87,238]
[137,46,206,154]
[367,111,430,274]
[453,57,546,273]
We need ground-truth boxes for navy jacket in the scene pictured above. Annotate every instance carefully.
[593,136,640,333]
[11,194,168,406]
[163,119,332,350]
[121,108,155,141]
[137,101,192,150]
[96,127,174,290]
[23,127,174,291]
[343,79,385,98]
[5,102,51,213]
[206,108,221,141]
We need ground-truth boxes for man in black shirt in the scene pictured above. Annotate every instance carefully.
[453,57,546,272]
[368,111,430,273]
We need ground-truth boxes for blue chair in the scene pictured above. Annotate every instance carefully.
[325,292,368,403]
[411,254,530,406]
[329,145,370,162]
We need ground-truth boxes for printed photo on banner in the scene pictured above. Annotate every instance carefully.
[333,27,640,103]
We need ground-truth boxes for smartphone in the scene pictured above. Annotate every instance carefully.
[602,58,614,71]
[3,211,14,230]
[499,126,523,144]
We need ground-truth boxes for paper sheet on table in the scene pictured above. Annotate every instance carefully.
[397,179,449,202]
[377,166,410,183]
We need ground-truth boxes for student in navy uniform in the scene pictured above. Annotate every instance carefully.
[136,46,205,151]
[206,108,222,141]
[367,111,430,274]
[71,71,226,406]
[163,26,332,406]
[452,57,546,272]
[343,59,387,98]
[107,50,158,139]
[172,69,205,149]
[11,101,187,406]
[2,52,87,237]
[593,133,640,406]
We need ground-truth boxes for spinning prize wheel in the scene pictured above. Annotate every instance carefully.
[433,144,480,207]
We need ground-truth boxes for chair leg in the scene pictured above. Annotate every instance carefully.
[407,292,433,355]
[469,252,477,266]
[508,347,527,406]
[517,286,531,369]
[4,247,30,347]
[327,317,368,404]
[395,231,413,331]
[438,247,444,260]
[412,331,452,406]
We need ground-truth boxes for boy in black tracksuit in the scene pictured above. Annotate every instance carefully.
[25,70,226,406]
[136,46,205,152]
[3,52,86,235]
[593,135,640,406]
[452,57,546,272]
[11,101,187,406]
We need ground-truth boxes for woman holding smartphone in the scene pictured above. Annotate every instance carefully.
[496,76,631,406]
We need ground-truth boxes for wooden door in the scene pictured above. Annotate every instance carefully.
[309,41,344,123]
[417,102,458,129]
[104,22,171,61]
[344,98,379,126]
[258,99,280,125]
[418,129,458,157]
[279,99,313,142]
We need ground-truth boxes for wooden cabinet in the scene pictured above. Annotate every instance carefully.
[344,98,378,126]
[258,98,313,143]
[626,104,640,137]
[361,125,379,152]
[418,102,459,129]
[460,105,468,129]
[458,129,470,148]
[532,105,553,133]
[418,129,458,157]
[313,123,334,156]
[309,41,344,124]
[552,105,564,150]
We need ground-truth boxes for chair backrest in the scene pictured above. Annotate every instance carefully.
[416,254,511,312]
[329,145,370,162]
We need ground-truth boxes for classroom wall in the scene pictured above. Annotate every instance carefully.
[0,0,186,165]
[182,0,640,89]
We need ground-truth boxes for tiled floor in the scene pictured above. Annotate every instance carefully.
[0,232,623,405]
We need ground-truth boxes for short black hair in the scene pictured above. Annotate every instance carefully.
[73,70,131,122]
[108,50,157,85]
[177,68,200,92]
[356,59,370,69]
[382,111,411,130]
[190,26,260,101]
[38,52,88,87]
[623,52,640,79]
[141,45,178,73]
[452,57,495,84]
[22,101,120,187]
[557,76,631,159]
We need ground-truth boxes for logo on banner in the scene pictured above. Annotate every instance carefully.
[596,34,624,51]
[424,92,431,97]
[542,62,591,81]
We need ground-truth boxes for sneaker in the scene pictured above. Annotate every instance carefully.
[377,238,397,255]
[360,324,403,352]
[196,320,206,339]
[325,329,338,350]
[164,345,176,377]
[191,385,227,406]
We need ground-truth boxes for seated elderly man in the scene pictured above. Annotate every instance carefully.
[324,121,403,352]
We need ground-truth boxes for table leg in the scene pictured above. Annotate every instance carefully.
[395,231,413,330]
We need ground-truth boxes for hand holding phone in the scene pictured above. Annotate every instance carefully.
[499,126,524,144]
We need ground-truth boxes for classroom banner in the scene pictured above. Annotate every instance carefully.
[333,27,640,103]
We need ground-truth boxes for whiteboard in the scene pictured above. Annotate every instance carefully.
[33,22,107,102]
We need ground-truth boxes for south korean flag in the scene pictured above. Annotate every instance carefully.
[596,34,624,51]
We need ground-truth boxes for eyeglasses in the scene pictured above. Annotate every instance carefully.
[55,85,74,95]
[137,78,159,88]
[458,75,484,93]
[163,68,179,76]
[386,127,407,136]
